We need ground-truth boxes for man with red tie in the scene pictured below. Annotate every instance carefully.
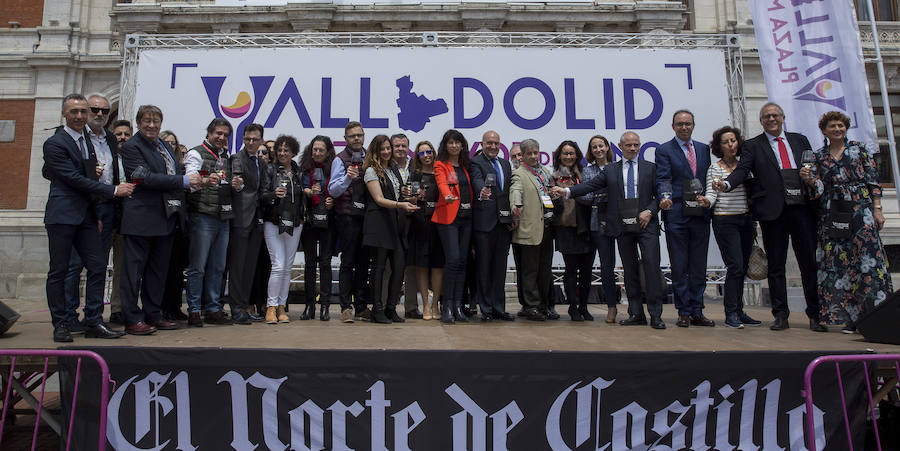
[712,102,823,332]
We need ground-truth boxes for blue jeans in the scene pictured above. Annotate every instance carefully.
[436,216,472,304]
[186,212,230,314]
[63,202,115,325]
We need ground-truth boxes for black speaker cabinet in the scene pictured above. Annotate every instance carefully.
[0,301,20,336]
[857,292,900,345]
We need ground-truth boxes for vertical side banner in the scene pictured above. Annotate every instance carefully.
[749,0,877,149]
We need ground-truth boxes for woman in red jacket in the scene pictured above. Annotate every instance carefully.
[432,129,473,324]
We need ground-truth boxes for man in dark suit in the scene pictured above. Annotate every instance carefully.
[119,104,199,335]
[713,102,823,332]
[470,130,515,321]
[43,93,133,342]
[226,123,268,325]
[553,131,667,329]
[656,110,715,328]
[61,93,124,334]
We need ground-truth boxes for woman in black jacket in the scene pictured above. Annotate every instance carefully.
[362,135,419,323]
[300,135,336,321]
[260,135,304,324]
[551,140,595,321]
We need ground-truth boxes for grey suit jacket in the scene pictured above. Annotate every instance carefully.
[230,148,268,231]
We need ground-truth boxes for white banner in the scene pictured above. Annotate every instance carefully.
[134,46,731,265]
[750,0,876,149]
[213,0,594,4]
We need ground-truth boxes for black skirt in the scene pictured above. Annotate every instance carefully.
[407,211,445,268]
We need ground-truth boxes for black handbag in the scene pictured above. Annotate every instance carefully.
[826,199,854,239]
[620,198,642,234]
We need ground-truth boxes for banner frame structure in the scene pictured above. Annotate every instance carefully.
[119,31,746,132]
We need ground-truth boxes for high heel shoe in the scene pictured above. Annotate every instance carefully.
[423,301,433,320]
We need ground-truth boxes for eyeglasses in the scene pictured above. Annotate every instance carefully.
[762,113,783,119]
[90,107,111,115]
[346,134,364,139]
[243,136,261,142]
[417,150,434,156]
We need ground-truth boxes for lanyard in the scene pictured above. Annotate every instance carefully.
[524,164,547,195]
[201,141,221,161]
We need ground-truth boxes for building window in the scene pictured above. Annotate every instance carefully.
[855,0,898,21]
[870,94,898,187]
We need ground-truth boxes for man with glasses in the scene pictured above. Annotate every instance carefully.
[712,102,821,332]
[183,118,235,327]
[656,110,715,328]
[391,133,422,319]
[224,123,268,325]
[61,93,124,334]
[329,121,374,322]
[470,130,515,321]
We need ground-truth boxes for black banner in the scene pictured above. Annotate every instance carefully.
[59,348,868,450]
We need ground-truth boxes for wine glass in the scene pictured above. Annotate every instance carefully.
[215,158,226,182]
[801,150,815,180]
[351,151,364,169]
[558,166,571,187]
[484,173,496,199]
[130,165,148,185]
[232,158,243,177]
[660,181,673,200]
[690,178,703,195]
[447,170,458,188]
[279,170,290,190]
[313,167,324,193]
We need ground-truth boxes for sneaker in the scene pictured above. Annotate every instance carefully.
[724,314,744,329]
[341,309,354,323]
[841,323,857,334]
[355,308,372,322]
[738,312,762,327]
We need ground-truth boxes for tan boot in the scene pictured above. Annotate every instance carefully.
[265,306,277,324]
[605,306,617,324]
[276,305,290,323]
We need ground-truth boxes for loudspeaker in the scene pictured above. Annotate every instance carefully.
[857,292,900,345]
[0,301,20,336]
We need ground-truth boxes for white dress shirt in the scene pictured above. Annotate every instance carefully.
[87,127,113,185]
[764,131,797,169]
[621,157,640,198]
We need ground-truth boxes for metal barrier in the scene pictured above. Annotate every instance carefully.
[0,349,113,451]
[803,354,900,451]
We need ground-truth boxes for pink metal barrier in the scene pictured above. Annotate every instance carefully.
[0,349,112,451]
[803,354,900,451]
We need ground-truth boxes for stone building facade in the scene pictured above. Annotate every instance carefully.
[1,0,898,299]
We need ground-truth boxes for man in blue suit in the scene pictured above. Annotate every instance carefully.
[656,110,715,328]
[43,93,134,342]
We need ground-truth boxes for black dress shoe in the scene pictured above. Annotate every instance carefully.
[809,318,828,332]
[164,309,189,321]
[516,308,529,318]
[405,309,423,319]
[453,306,470,323]
[85,323,125,339]
[53,326,74,343]
[545,307,560,320]
[525,309,547,322]
[619,315,647,326]
[578,306,594,321]
[68,320,85,335]
[770,317,790,331]
[676,315,691,328]
[492,312,515,321]
[461,306,476,317]
[650,316,667,330]
[232,311,252,325]
[247,312,264,322]
[109,312,124,325]
[440,303,455,324]
[320,305,331,321]
[690,315,715,327]
[387,309,405,323]
[300,304,315,320]
[480,314,493,322]
[373,310,393,324]
[568,307,584,322]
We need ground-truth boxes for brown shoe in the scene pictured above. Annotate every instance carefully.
[276,305,290,323]
[265,306,277,324]
[149,319,179,330]
[125,322,157,335]
[676,315,691,328]
[605,306,617,324]
[690,315,715,327]
[188,312,203,327]
[205,310,232,325]
[341,309,354,323]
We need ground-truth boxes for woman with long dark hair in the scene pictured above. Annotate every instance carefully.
[575,135,616,322]
[552,140,594,321]
[260,135,304,324]
[300,135,337,321]
[363,134,419,324]
[407,141,445,320]
[432,129,473,324]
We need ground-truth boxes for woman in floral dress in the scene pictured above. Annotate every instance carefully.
[804,111,892,332]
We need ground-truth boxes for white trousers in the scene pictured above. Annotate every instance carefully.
[263,222,302,307]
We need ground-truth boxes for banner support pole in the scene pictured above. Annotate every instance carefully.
[865,0,900,210]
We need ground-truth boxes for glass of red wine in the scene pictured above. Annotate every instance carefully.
[484,173,496,199]
[351,151,363,172]
[447,169,458,188]
[313,167,324,192]
[131,165,148,185]
[558,166,571,187]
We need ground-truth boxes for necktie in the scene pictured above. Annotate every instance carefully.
[626,160,635,199]
[250,155,259,183]
[77,136,89,159]
[775,137,792,169]
[157,143,175,175]
[685,141,697,177]
[491,158,503,190]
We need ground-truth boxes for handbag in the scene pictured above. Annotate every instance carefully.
[746,238,768,281]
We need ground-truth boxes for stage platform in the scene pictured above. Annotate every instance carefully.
[3,298,899,353]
